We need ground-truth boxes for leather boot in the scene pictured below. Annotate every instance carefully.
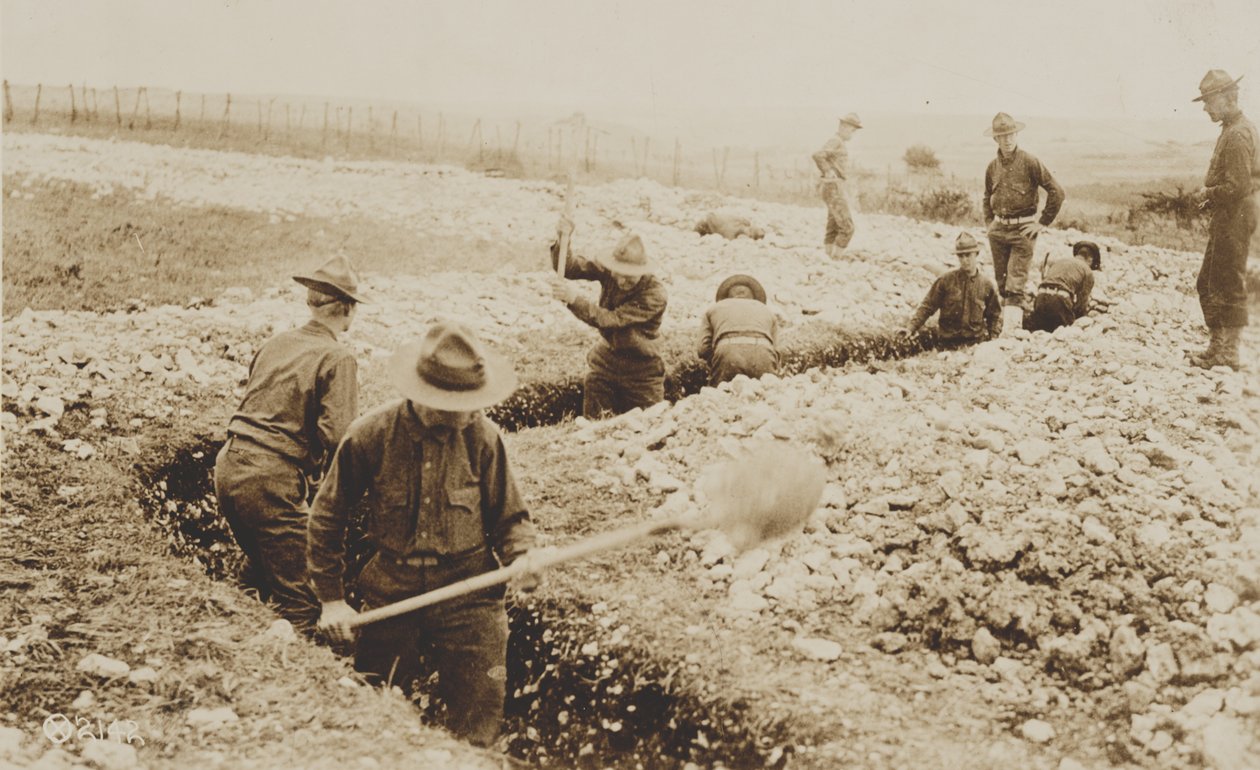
[1216,326,1243,370]
[1001,305,1024,336]
[1190,327,1221,369]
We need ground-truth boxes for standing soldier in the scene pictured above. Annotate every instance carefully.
[1027,241,1101,333]
[900,232,1003,342]
[1190,69,1258,371]
[812,112,863,259]
[214,256,364,633]
[699,274,779,386]
[982,112,1065,333]
[550,217,668,419]
[310,323,537,747]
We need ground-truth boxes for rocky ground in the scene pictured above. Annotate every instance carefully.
[3,134,1259,769]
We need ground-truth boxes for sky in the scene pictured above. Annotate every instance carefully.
[2,0,1258,128]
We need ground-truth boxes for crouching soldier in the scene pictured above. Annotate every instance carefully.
[695,212,766,240]
[900,233,1003,342]
[550,216,669,419]
[699,274,779,386]
[310,323,537,747]
[1027,240,1100,333]
[214,255,364,633]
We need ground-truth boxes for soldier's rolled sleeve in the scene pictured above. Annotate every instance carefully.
[1076,272,1095,318]
[307,433,369,602]
[985,285,1004,338]
[908,279,943,332]
[1206,137,1253,206]
[316,354,358,468]
[1038,162,1065,226]
[698,313,715,362]
[982,167,996,224]
[568,285,667,331]
[479,427,535,565]
[550,240,605,281]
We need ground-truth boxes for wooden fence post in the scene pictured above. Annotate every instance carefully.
[143,87,152,129]
[31,83,42,125]
[673,138,681,186]
[323,103,330,148]
[200,93,206,122]
[512,121,520,157]
[265,98,274,140]
[91,88,99,121]
[218,93,231,139]
[113,86,122,127]
[3,80,14,124]
[128,87,143,129]
[81,82,88,121]
[174,90,181,131]
[712,146,730,190]
[69,84,77,123]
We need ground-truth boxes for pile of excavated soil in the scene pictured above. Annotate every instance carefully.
[4,134,1259,769]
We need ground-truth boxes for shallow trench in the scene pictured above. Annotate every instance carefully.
[135,329,966,767]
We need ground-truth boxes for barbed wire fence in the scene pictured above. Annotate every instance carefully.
[2,80,871,206]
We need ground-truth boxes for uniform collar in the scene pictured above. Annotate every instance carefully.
[1221,109,1244,128]
[300,319,338,339]
[403,401,466,443]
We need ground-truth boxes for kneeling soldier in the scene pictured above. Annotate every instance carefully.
[1027,240,1100,333]
[310,323,536,747]
[699,274,779,386]
[901,233,1003,341]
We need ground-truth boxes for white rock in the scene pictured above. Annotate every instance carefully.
[972,627,1001,665]
[127,667,158,685]
[1015,438,1051,466]
[1081,516,1116,544]
[1203,583,1239,614]
[1137,521,1172,549]
[1020,719,1055,743]
[76,653,130,678]
[1201,715,1258,770]
[81,739,138,770]
[34,395,65,418]
[71,690,96,709]
[0,725,25,761]
[731,549,771,580]
[186,706,240,729]
[792,637,843,661]
[264,618,296,641]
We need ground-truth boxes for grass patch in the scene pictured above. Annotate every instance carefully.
[1,176,540,317]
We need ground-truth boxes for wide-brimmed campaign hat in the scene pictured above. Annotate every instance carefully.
[839,112,863,129]
[1192,69,1244,102]
[715,274,767,303]
[389,323,517,411]
[595,233,654,277]
[293,255,368,303]
[1073,240,1102,271]
[954,232,982,255]
[983,112,1025,137]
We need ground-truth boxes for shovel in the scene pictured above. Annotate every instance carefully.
[345,443,826,629]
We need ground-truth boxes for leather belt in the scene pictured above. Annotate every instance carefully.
[718,334,773,348]
[1037,285,1074,301]
[993,214,1037,225]
[378,545,486,568]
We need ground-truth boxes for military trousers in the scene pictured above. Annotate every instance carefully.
[584,345,665,420]
[354,548,509,748]
[708,343,778,387]
[988,222,1037,308]
[213,438,321,632]
[1027,293,1076,333]
[820,181,855,250]
[1198,199,1256,329]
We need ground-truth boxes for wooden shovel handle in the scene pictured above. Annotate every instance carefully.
[347,516,682,629]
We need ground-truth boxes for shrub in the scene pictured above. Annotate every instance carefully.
[1134,184,1204,231]
[903,144,941,173]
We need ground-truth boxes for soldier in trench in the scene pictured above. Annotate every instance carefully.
[213,256,364,633]
[812,112,863,259]
[549,216,669,420]
[310,323,538,748]
[699,274,780,386]
[1026,240,1101,333]
[1188,69,1258,371]
[900,232,1003,342]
